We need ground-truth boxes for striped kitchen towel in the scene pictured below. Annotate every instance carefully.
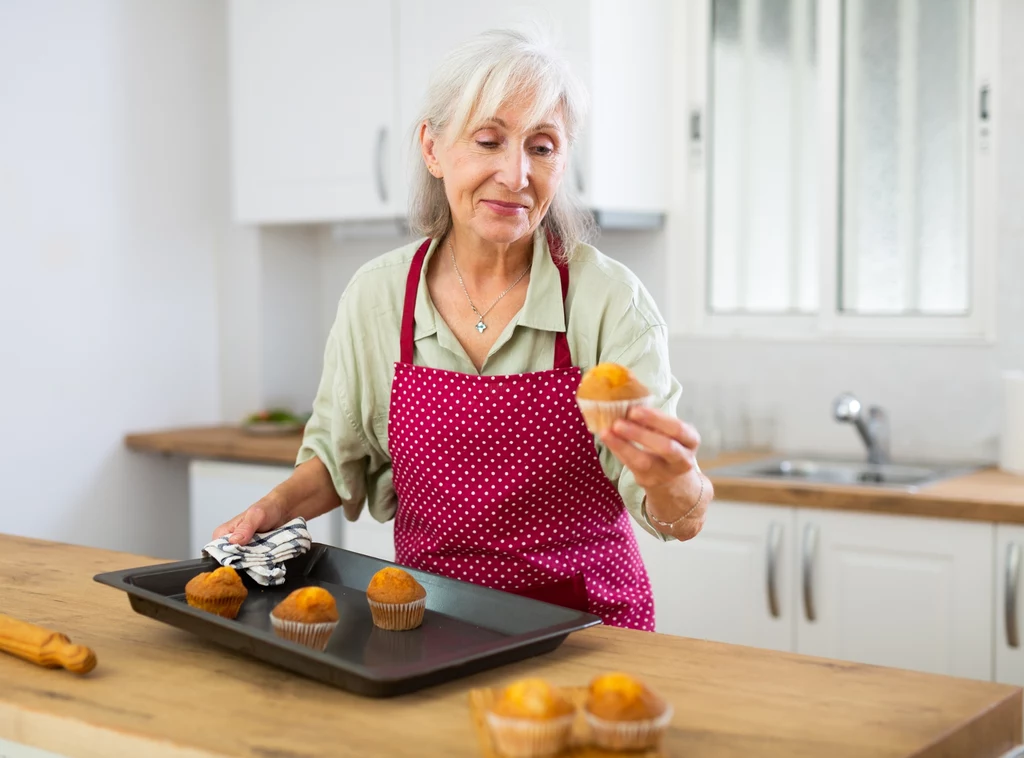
[202,518,311,586]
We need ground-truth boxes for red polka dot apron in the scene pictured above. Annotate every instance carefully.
[387,238,655,631]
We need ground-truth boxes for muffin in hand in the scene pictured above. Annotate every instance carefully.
[486,678,576,758]
[184,566,248,619]
[583,672,672,751]
[270,586,339,651]
[575,362,653,434]
[366,567,427,631]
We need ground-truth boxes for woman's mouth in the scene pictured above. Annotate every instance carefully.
[481,199,527,216]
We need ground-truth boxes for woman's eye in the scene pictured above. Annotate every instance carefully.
[476,140,499,149]
[531,145,554,156]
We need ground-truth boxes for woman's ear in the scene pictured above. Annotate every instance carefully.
[419,122,442,178]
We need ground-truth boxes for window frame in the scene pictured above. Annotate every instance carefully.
[666,0,998,344]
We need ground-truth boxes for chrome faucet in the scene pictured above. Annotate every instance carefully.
[833,392,890,465]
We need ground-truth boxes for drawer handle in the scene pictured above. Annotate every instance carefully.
[1007,542,1021,649]
[766,522,782,618]
[375,126,388,204]
[802,523,818,623]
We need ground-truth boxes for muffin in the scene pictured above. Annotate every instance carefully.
[184,566,248,619]
[583,672,672,751]
[485,678,576,758]
[270,586,339,651]
[575,363,653,434]
[366,567,426,631]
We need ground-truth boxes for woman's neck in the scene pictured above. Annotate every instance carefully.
[445,227,533,283]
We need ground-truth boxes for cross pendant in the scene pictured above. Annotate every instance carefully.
[475,319,487,334]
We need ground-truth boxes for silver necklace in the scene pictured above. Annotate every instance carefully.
[448,238,531,334]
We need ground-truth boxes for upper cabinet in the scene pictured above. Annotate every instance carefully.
[228,0,669,226]
[228,0,399,224]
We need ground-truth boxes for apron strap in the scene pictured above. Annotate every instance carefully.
[547,230,573,371]
[399,232,573,368]
[400,238,432,365]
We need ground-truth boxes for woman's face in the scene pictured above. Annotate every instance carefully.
[422,101,567,247]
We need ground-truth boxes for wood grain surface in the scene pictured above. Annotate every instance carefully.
[0,534,1021,758]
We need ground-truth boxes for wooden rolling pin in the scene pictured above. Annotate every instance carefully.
[0,612,97,674]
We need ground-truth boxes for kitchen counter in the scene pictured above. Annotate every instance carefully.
[125,425,1024,524]
[1,534,1021,758]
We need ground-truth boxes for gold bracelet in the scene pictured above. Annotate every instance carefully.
[647,474,705,529]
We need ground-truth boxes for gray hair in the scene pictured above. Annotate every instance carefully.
[407,26,595,259]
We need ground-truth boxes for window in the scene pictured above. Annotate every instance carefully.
[672,0,997,340]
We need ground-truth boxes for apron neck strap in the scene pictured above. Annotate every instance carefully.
[400,232,573,369]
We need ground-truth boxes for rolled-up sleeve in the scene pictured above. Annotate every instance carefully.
[594,311,682,542]
[296,292,395,523]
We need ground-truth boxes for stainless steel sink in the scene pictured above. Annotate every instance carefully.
[709,457,981,491]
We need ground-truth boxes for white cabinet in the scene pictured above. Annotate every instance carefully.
[188,461,341,557]
[996,524,1024,686]
[395,0,669,216]
[228,0,398,223]
[634,502,794,650]
[795,509,994,681]
[227,1,669,225]
[343,515,395,563]
[641,502,995,681]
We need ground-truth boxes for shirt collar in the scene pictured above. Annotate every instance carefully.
[413,227,567,342]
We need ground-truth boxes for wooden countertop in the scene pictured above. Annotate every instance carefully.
[125,425,303,466]
[1,535,1021,758]
[125,425,1024,524]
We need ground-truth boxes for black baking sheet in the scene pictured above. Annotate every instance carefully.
[93,543,601,697]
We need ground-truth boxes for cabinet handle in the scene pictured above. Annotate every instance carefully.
[765,522,782,618]
[802,523,818,623]
[1007,542,1021,649]
[375,127,388,204]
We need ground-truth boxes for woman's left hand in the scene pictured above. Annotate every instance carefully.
[600,405,710,539]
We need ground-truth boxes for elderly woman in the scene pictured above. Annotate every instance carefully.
[214,28,712,631]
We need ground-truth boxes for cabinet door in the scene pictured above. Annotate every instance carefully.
[633,501,795,651]
[996,524,1024,686]
[229,0,397,223]
[188,461,341,558]
[796,509,993,680]
[394,0,590,210]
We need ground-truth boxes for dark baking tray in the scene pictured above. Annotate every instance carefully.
[93,543,601,697]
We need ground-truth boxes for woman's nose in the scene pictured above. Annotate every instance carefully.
[495,147,529,192]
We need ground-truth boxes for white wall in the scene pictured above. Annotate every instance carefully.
[0,1,228,558]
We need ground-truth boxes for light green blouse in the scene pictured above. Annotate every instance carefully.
[297,227,682,542]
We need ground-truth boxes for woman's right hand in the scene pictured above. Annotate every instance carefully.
[212,491,289,546]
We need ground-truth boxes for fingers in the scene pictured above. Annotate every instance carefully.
[612,418,695,472]
[211,516,240,540]
[211,503,271,546]
[227,505,268,545]
[601,428,669,488]
[626,406,701,450]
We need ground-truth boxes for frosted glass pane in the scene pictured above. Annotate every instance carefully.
[840,0,970,315]
[709,0,819,314]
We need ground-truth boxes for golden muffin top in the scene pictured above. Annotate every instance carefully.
[271,586,339,623]
[585,672,667,721]
[185,566,247,598]
[576,363,650,401]
[491,678,575,720]
[366,567,426,604]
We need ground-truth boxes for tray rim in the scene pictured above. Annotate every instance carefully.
[92,543,602,687]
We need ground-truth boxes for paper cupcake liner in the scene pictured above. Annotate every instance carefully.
[186,594,246,620]
[583,703,674,751]
[367,597,426,631]
[270,615,338,651]
[485,712,575,758]
[575,396,654,434]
